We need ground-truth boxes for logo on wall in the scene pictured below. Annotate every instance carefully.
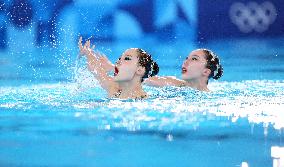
[229,1,277,33]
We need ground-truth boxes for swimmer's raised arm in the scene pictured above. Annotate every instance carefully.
[96,52,115,73]
[144,76,185,87]
[78,37,118,94]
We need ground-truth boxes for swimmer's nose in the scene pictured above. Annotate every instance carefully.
[183,59,189,67]
[116,58,121,65]
[182,61,187,67]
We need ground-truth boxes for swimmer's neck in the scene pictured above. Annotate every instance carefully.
[117,78,146,98]
[184,78,209,92]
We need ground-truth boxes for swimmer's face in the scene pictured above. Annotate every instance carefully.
[114,49,144,82]
[181,50,210,80]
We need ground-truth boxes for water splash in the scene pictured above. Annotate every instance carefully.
[0,80,283,131]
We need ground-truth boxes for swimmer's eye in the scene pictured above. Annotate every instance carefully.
[185,57,188,60]
[191,57,198,61]
[124,57,131,60]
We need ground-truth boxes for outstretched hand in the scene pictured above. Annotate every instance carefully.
[78,36,114,72]
[78,36,95,56]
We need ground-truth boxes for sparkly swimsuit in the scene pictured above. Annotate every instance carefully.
[112,89,147,99]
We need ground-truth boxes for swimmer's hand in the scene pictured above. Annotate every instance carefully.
[78,36,95,56]
[78,37,100,74]
[78,36,114,73]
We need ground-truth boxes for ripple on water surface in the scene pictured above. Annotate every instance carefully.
[0,80,283,131]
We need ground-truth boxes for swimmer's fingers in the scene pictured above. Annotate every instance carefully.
[78,36,82,44]
[85,40,91,49]
[83,40,94,55]
[78,36,84,53]
[78,36,82,46]
[78,37,91,55]
[78,37,90,50]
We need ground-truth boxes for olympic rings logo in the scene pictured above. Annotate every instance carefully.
[229,1,277,33]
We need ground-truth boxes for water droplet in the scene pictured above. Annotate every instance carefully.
[166,134,173,141]
[241,162,249,167]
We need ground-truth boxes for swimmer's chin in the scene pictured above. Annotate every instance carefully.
[181,74,189,80]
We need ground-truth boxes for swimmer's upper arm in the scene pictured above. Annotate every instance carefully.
[144,76,184,87]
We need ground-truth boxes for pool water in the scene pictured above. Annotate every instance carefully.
[0,39,284,167]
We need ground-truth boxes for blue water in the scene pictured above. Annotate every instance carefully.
[0,39,284,167]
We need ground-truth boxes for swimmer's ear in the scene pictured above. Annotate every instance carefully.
[203,68,211,77]
[136,66,146,76]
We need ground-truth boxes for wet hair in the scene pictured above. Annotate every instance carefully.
[135,48,159,82]
[201,49,223,80]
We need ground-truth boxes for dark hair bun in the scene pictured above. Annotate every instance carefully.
[149,61,159,77]
[212,64,223,80]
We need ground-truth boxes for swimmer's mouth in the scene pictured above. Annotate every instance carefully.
[182,67,187,74]
[114,66,119,76]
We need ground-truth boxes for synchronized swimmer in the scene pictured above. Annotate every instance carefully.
[78,37,223,99]
[78,37,159,99]
[145,49,223,92]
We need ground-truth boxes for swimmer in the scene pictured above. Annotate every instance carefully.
[145,49,223,91]
[78,37,159,99]
[94,48,223,92]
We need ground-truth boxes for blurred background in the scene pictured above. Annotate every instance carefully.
[0,0,284,85]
